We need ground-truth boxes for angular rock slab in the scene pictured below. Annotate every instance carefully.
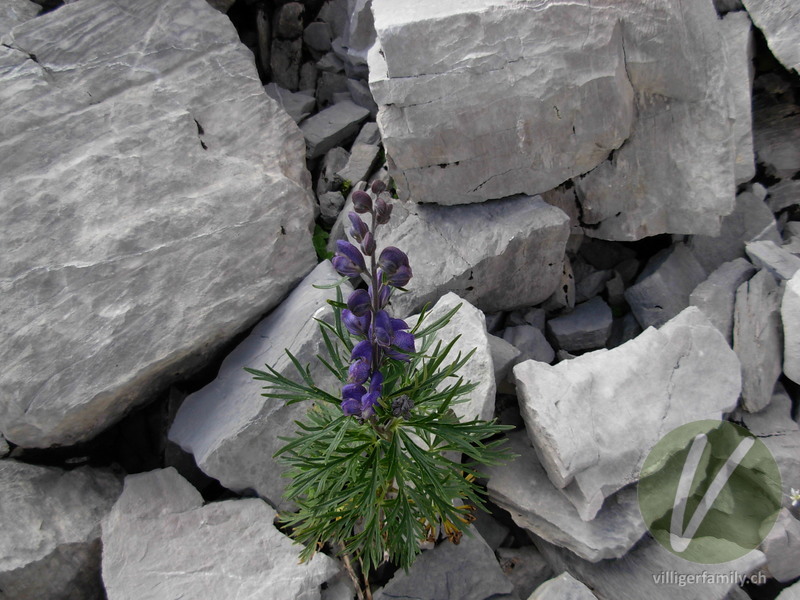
[486,432,646,562]
[373,532,518,600]
[778,581,800,600]
[752,95,800,180]
[733,269,783,412]
[530,573,598,600]
[546,297,613,353]
[345,195,570,316]
[690,258,757,345]
[0,460,121,600]
[535,536,766,600]
[747,240,800,281]
[575,1,737,240]
[761,508,800,583]
[169,262,351,509]
[368,0,634,206]
[741,0,800,74]
[412,293,496,422]
[783,271,800,384]
[0,0,316,448]
[515,307,741,520]
[102,468,340,600]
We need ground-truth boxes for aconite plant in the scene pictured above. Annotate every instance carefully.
[247,182,512,598]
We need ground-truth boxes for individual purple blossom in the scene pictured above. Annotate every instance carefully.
[371,180,386,195]
[378,247,410,276]
[375,198,392,224]
[333,240,367,277]
[348,213,369,242]
[360,372,384,418]
[343,309,371,337]
[341,383,367,416]
[352,190,373,214]
[361,232,376,256]
[348,358,370,384]
[372,310,394,347]
[347,289,371,317]
[369,280,391,309]
[385,330,415,361]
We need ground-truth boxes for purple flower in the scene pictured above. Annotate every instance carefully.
[385,330,415,361]
[333,240,366,277]
[387,264,412,288]
[361,232,376,256]
[372,310,394,347]
[348,213,369,242]
[369,280,391,309]
[343,309,371,337]
[360,371,384,418]
[351,340,373,363]
[352,190,373,214]
[348,359,370,384]
[371,180,386,195]
[347,289,371,317]
[378,247,409,275]
[341,383,367,416]
[375,198,393,225]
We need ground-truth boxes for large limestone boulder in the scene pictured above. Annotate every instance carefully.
[515,307,741,520]
[169,262,351,509]
[0,0,316,448]
[741,0,800,74]
[0,460,121,600]
[101,468,340,600]
[0,0,38,35]
[369,0,634,206]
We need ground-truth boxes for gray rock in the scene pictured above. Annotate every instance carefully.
[767,180,800,213]
[411,293,496,422]
[486,432,647,562]
[316,71,350,108]
[625,244,707,330]
[473,511,510,552]
[271,37,303,91]
[502,326,555,364]
[353,121,381,147]
[605,271,626,309]
[579,239,637,271]
[530,572,598,600]
[784,271,800,384]
[304,21,332,53]
[496,546,554,600]
[606,313,642,349]
[515,307,741,520]
[546,297,612,352]
[733,269,783,412]
[741,0,800,73]
[318,190,345,226]
[336,141,381,186]
[275,2,304,40]
[721,11,756,184]
[688,188,781,274]
[488,333,522,386]
[574,265,614,305]
[507,307,546,331]
[346,78,379,119]
[690,258,757,345]
[778,582,800,600]
[542,256,576,312]
[264,82,317,124]
[317,51,346,74]
[343,195,570,316]
[300,100,369,159]
[373,533,518,600]
[535,536,766,600]
[369,0,635,207]
[735,382,797,437]
[102,468,340,600]
[0,461,121,600]
[746,240,800,281]
[574,1,737,241]
[0,0,38,36]
[316,146,351,196]
[299,61,319,92]
[761,508,800,583]
[0,0,316,448]
[753,96,800,180]
[0,435,7,457]
[169,262,352,509]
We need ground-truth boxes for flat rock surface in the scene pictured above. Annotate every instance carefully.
[102,468,340,600]
[747,240,800,281]
[733,269,783,412]
[783,271,800,384]
[486,432,646,562]
[344,195,570,316]
[300,100,369,159]
[546,297,613,352]
[721,12,755,184]
[690,258,757,345]
[374,532,518,600]
[0,0,316,448]
[0,0,38,35]
[515,307,741,520]
[530,572,598,600]
[0,460,121,600]
[169,262,351,509]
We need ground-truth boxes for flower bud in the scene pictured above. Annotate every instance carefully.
[378,246,410,275]
[371,180,386,195]
[347,289,371,317]
[352,190,373,214]
[375,198,393,225]
[347,212,369,243]
[332,240,366,277]
[361,232,376,256]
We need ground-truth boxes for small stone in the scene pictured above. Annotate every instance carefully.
[300,101,370,159]
[353,121,381,147]
[317,71,350,108]
[761,508,800,583]
[516,307,741,520]
[740,0,800,73]
[304,21,332,52]
[746,240,800,281]
[373,533,517,600]
[318,190,345,226]
[316,51,345,73]
[264,83,316,124]
[346,78,379,119]
[690,258,757,345]
[530,572,599,600]
[574,264,613,305]
[782,271,800,384]
[767,180,800,213]
[316,146,350,196]
[777,581,800,600]
[605,271,626,309]
[102,468,340,600]
[733,269,783,412]
[546,297,613,352]
[497,546,554,599]
[625,244,707,330]
[1,461,121,600]
[606,313,642,349]
[271,37,303,91]
[473,511,510,552]
[488,334,522,386]
[502,325,555,364]
[486,432,647,561]
[299,61,319,92]
[274,2,304,40]
[336,142,381,186]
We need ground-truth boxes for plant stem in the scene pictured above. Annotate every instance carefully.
[340,546,366,600]
[359,557,373,600]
